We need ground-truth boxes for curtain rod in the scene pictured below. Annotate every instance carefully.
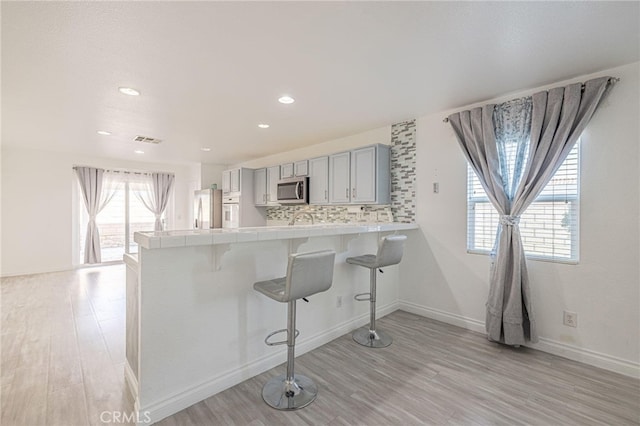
[73,166,150,175]
[442,76,620,123]
[72,166,174,176]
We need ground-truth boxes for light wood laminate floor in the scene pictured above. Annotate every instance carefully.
[2,265,639,425]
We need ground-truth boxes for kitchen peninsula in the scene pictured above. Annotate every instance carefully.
[125,222,417,423]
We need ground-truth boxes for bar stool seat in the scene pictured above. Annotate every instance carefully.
[347,234,406,348]
[254,249,336,410]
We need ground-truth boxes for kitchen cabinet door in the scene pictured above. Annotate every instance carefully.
[308,156,329,204]
[254,168,267,206]
[351,146,377,203]
[222,170,231,194]
[280,163,293,179]
[329,152,350,204]
[267,166,280,204]
[294,160,308,176]
[230,168,241,193]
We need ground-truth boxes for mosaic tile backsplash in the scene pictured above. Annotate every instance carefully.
[390,119,417,223]
[267,204,394,224]
[266,119,417,224]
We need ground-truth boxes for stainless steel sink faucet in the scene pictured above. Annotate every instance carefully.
[288,211,315,226]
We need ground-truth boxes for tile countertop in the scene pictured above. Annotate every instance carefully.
[134,223,419,250]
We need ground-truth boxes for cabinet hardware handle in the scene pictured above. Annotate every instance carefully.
[352,188,356,198]
[325,190,328,200]
[346,188,349,198]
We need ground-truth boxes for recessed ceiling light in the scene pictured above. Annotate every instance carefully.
[201,147,211,152]
[278,95,295,104]
[97,130,111,136]
[119,87,140,96]
[134,150,144,154]
[258,123,270,129]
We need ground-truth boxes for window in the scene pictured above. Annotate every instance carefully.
[467,142,579,263]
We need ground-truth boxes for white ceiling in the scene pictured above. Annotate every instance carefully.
[2,1,639,166]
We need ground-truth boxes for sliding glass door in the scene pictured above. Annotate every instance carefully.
[77,177,158,263]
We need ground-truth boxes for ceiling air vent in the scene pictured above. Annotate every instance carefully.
[133,135,162,144]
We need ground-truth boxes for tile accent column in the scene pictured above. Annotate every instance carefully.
[390,119,416,223]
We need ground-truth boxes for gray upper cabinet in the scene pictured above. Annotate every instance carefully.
[222,169,231,194]
[254,166,280,206]
[266,166,279,204]
[254,168,267,205]
[308,156,329,204]
[230,168,240,193]
[351,146,377,203]
[223,168,241,196]
[328,144,390,205]
[280,161,307,178]
[280,163,294,179]
[294,160,308,176]
[329,151,351,204]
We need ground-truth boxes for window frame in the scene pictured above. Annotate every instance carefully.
[73,170,174,266]
[466,142,581,265]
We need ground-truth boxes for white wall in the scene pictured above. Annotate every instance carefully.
[0,146,198,276]
[199,163,227,189]
[401,62,640,375]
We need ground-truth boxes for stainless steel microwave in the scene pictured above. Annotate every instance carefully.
[277,177,309,204]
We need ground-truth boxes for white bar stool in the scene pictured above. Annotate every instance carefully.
[253,249,336,410]
[347,234,407,348]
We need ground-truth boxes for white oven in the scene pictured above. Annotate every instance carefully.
[222,201,239,229]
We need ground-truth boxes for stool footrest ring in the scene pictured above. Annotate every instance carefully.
[354,292,371,302]
[265,328,300,346]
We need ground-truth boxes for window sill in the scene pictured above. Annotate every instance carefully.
[466,249,579,265]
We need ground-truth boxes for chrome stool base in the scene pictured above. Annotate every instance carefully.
[352,327,392,348]
[261,374,318,410]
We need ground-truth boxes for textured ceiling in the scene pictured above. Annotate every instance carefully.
[2,1,639,165]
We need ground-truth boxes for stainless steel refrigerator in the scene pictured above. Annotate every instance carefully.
[194,189,223,229]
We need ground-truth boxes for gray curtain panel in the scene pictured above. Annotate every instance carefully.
[448,76,613,345]
[150,172,175,231]
[75,167,104,263]
[133,172,175,231]
[75,167,121,264]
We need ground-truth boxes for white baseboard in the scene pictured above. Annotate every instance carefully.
[0,265,72,278]
[124,360,139,401]
[143,301,400,424]
[400,301,485,333]
[529,338,640,379]
[398,301,640,379]
[0,261,124,278]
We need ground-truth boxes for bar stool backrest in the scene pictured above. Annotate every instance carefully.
[285,250,336,302]
[375,235,407,268]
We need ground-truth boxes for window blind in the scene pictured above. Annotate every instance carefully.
[467,142,580,262]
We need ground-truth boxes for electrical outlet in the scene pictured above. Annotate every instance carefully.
[336,295,343,308]
[563,311,578,328]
